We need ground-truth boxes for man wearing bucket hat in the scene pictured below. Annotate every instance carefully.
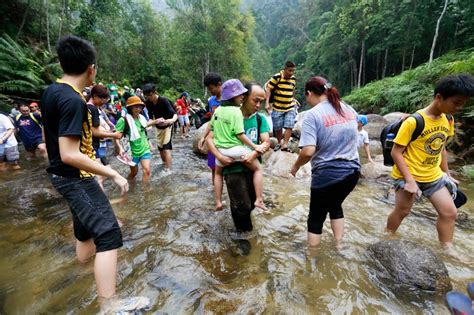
[210,79,267,212]
[115,95,159,182]
[357,114,374,163]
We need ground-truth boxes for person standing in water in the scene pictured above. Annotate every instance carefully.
[291,76,360,249]
[41,35,148,312]
[386,74,474,258]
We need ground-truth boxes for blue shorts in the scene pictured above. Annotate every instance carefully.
[271,108,296,130]
[132,152,151,165]
[207,151,216,169]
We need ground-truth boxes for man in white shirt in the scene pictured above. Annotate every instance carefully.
[0,113,20,170]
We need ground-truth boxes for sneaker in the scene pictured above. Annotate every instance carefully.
[101,296,150,315]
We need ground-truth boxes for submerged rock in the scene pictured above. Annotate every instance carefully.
[367,240,452,294]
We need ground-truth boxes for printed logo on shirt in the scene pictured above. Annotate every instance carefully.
[19,119,32,127]
[246,127,258,143]
[424,132,446,156]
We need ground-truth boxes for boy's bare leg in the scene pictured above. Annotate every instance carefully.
[386,189,416,233]
[95,249,118,299]
[429,187,457,247]
[214,166,224,211]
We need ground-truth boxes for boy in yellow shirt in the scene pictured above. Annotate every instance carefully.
[386,74,474,255]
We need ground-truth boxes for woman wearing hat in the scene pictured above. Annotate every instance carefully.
[211,79,268,212]
[114,96,159,182]
[357,114,374,163]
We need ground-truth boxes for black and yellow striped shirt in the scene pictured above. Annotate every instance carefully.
[268,71,296,112]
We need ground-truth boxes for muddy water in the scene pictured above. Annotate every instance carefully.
[0,134,473,314]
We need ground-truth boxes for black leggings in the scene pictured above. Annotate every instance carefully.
[308,171,359,234]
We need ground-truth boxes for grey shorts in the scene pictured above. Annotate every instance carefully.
[393,173,457,198]
[0,145,20,163]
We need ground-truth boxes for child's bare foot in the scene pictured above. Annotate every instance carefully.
[254,200,269,213]
[215,202,223,211]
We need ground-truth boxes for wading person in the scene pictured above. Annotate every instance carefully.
[385,74,474,258]
[199,72,223,185]
[207,82,271,247]
[15,103,47,159]
[0,112,21,170]
[41,35,148,312]
[291,76,360,249]
[143,83,177,170]
[115,96,158,183]
[176,92,190,138]
[265,61,297,151]
[87,84,122,189]
[209,79,267,212]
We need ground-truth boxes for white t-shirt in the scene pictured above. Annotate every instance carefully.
[357,129,369,148]
[0,114,18,148]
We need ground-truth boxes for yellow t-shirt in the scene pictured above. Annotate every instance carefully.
[391,110,454,183]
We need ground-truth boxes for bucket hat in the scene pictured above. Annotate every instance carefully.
[221,79,248,101]
[126,95,145,107]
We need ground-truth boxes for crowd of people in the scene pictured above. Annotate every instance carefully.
[2,34,474,313]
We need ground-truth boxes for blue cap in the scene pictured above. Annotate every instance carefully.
[357,115,368,126]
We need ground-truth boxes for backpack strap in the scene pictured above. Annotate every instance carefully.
[410,112,425,142]
[15,113,41,126]
[256,113,262,144]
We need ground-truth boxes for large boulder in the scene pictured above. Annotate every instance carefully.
[293,110,309,136]
[263,150,311,178]
[365,114,388,140]
[367,240,452,294]
[193,122,209,155]
[383,112,406,124]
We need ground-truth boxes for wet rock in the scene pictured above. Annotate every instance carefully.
[263,151,311,178]
[192,122,209,155]
[367,240,452,294]
[365,114,388,140]
[360,159,392,179]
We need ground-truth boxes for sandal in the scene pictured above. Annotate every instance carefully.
[273,144,281,151]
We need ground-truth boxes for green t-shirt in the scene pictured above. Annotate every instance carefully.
[210,105,245,149]
[222,112,270,175]
[115,116,150,158]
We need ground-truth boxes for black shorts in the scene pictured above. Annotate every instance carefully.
[24,140,42,152]
[308,171,359,234]
[51,175,122,252]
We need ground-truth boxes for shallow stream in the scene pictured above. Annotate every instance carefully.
[0,133,473,314]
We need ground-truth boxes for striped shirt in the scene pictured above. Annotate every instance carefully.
[268,71,296,112]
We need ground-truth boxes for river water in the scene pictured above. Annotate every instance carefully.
[0,134,473,314]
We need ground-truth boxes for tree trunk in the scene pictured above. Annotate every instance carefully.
[357,40,365,88]
[39,0,43,42]
[429,0,449,67]
[16,1,30,40]
[375,51,380,80]
[401,47,406,72]
[45,0,52,53]
[382,47,389,79]
[409,44,416,69]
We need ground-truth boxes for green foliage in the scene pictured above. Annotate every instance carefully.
[343,49,474,115]
[0,34,60,108]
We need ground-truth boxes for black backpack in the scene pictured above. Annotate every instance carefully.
[380,113,453,166]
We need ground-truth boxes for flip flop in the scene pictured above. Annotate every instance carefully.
[273,144,281,151]
[116,155,136,167]
[445,291,473,315]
